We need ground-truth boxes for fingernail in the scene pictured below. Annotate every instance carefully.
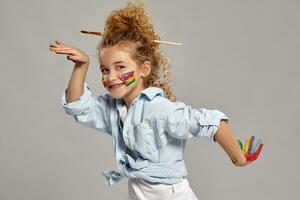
[50,44,56,48]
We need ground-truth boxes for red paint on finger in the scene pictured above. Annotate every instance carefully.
[246,143,264,163]
[253,143,264,157]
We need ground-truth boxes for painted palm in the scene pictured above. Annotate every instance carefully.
[237,136,264,164]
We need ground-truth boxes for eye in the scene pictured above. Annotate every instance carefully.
[101,68,109,74]
[116,65,125,70]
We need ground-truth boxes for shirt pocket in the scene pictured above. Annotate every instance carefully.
[133,119,167,162]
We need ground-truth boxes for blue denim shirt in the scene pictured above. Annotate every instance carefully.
[61,82,229,186]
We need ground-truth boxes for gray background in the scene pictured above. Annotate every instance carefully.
[1,0,299,199]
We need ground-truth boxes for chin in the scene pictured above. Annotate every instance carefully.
[110,92,124,99]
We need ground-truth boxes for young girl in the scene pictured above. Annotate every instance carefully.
[50,2,263,199]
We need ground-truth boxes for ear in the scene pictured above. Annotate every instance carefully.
[140,61,151,78]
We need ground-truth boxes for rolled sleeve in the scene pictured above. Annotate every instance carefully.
[195,108,229,143]
[165,101,229,143]
[61,82,92,116]
[61,82,111,134]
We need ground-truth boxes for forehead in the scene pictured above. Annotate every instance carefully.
[99,45,135,67]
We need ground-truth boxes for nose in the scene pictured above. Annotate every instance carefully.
[108,70,118,82]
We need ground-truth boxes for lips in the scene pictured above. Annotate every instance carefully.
[109,83,124,89]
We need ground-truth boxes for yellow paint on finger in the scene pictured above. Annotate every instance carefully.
[244,137,251,155]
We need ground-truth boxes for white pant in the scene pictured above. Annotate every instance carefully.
[128,178,198,200]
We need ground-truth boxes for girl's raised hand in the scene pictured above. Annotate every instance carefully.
[237,136,264,165]
[49,40,89,65]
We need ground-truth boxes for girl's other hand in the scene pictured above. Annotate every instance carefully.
[237,136,264,165]
[49,40,89,65]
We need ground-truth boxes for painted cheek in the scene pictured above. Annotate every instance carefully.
[102,76,109,88]
[120,70,136,86]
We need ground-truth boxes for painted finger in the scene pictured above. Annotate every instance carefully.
[247,152,259,160]
[248,136,255,154]
[252,139,262,153]
[252,143,264,157]
[250,137,257,154]
[55,40,71,47]
[237,139,243,151]
[53,47,73,50]
[246,154,258,163]
[244,137,251,155]
[246,143,264,162]
[55,51,74,55]
[49,43,65,48]
[56,48,77,55]
[50,47,72,52]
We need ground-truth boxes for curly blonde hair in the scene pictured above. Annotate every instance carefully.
[96,1,176,101]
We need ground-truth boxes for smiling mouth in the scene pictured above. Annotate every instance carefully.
[109,83,124,89]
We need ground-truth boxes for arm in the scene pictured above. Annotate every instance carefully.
[214,121,247,167]
[52,40,111,134]
[163,100,263,166]
[66,63,89,103]
[50,40,89,103]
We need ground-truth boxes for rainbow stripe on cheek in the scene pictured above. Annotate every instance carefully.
[102,76,109,88]
[121,71,136,86]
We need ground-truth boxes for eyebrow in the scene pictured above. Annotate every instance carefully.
[100,61,125,69]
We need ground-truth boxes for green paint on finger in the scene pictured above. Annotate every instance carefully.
[237,139,243,151]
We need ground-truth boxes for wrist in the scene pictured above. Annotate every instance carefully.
[233,158,247,167]
[232,152,247,167]
[74,61,89,70]
[234,156,247,167]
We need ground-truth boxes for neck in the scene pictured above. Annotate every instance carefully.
[123,84,145,110]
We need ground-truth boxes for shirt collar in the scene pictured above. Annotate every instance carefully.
[140,87,164,101]
[115,87,164,107]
